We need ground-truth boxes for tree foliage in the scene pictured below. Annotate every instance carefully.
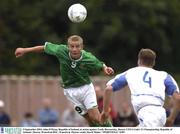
[0,0,180,75]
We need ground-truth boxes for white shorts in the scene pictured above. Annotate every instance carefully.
[63,83,97,115]
[137,105,166,127]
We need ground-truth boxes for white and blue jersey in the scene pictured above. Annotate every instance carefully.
[107,66,179,126]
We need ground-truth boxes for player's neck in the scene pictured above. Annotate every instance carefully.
[69,52,83,61]
[139,65,153,68]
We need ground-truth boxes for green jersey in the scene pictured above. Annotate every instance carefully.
[44,42,104,88]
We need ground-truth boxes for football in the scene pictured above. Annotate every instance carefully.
[68,3,87,23]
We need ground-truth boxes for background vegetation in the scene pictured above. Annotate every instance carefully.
[0,0,180,77]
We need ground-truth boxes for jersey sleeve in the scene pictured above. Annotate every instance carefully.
[106,73,124,86]
[91,56,104,72]
[107,72,128,92]
[85,52,104,74]
[44,42,67,57]
[164,74,179,96]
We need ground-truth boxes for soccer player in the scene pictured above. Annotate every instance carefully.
[101,48,180,127]
[15,35,114,127]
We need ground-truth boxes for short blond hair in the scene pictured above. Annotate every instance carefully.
[67,35,83,45]
[138,48,156,67]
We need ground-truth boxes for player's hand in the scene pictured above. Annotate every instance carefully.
[100,111,109,124]
[165,117,174,127]
[15,48,25,58]
[104,67,114,75]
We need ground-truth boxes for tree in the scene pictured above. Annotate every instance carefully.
[1,0,180,75]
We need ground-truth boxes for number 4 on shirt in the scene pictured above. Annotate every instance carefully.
[143,71,152,88]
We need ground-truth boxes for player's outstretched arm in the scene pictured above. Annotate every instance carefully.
[103,64,114,75]
[101,85,113,123]
[15,46,44,58]
[165,92,180,127]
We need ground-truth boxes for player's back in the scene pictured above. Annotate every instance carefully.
[126,66,167,113]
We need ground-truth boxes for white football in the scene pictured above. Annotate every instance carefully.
[68,3,87,23]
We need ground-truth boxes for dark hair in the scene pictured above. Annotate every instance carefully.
[138,48,156,67]
[24,112,33,118]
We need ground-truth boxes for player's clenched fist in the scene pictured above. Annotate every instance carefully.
[15,48,25,58]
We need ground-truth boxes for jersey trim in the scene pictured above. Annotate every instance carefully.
[164,74,177,96]
[136,104,162,113]
[112,73,128,92]
[132,94,164,102]
[68,52,83,61]
[44,42,48,50]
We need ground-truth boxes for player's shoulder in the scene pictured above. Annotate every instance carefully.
[126,67,168,76]
[51,43,67,49]
[45,42,66,47]
[153,69,168,76]
[82,50,93,55]
[82,50,96,59]
[126,66,139,73]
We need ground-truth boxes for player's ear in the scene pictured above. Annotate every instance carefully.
[137,59,140,66]
[67,44,70,49]
[67,43,71,48]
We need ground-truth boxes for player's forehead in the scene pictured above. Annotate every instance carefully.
[67,35,83,46]
[68,41,82,46]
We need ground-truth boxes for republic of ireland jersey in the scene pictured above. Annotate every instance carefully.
[44,42,104,88]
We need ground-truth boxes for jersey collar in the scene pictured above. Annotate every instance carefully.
[69,52,83,62]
